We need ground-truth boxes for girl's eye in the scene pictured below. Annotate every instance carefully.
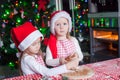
[56,23,60,26]
[63,23,67,25]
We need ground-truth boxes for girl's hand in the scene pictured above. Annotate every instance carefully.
[59,57,67,65]
[65,53,79,61]
[65,58,79,70]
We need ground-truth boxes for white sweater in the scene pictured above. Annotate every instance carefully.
[45,37,83,66]
[21,54,68,76]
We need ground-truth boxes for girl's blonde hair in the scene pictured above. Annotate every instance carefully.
[66,32,72,39]
[19,52,23,75]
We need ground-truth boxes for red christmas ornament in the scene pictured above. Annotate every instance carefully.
[9,12,14,18]
[38,0,48,11]
[41,15,46,27]
[42,19,45,27]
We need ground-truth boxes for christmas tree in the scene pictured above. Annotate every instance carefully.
[0,0,55,68]
[73,0,89,52]
[74,0,88,37]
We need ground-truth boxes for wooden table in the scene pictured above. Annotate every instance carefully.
[4,58,120,80]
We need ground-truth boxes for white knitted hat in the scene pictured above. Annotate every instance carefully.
[50,10,72,35]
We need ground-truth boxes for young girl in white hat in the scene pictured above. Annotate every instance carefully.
[10,22,79,77]
[45,10,83,67]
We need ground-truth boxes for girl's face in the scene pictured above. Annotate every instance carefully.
[25,38,41,55]
[54,17,69,37]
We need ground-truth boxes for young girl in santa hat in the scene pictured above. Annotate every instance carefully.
[10,22,79,77]
[45,10,83,67]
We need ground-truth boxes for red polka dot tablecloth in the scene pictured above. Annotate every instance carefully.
[3,58,120,80]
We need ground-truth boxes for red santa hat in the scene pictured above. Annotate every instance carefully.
[11,22,43,51]
[50,10,72,35]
